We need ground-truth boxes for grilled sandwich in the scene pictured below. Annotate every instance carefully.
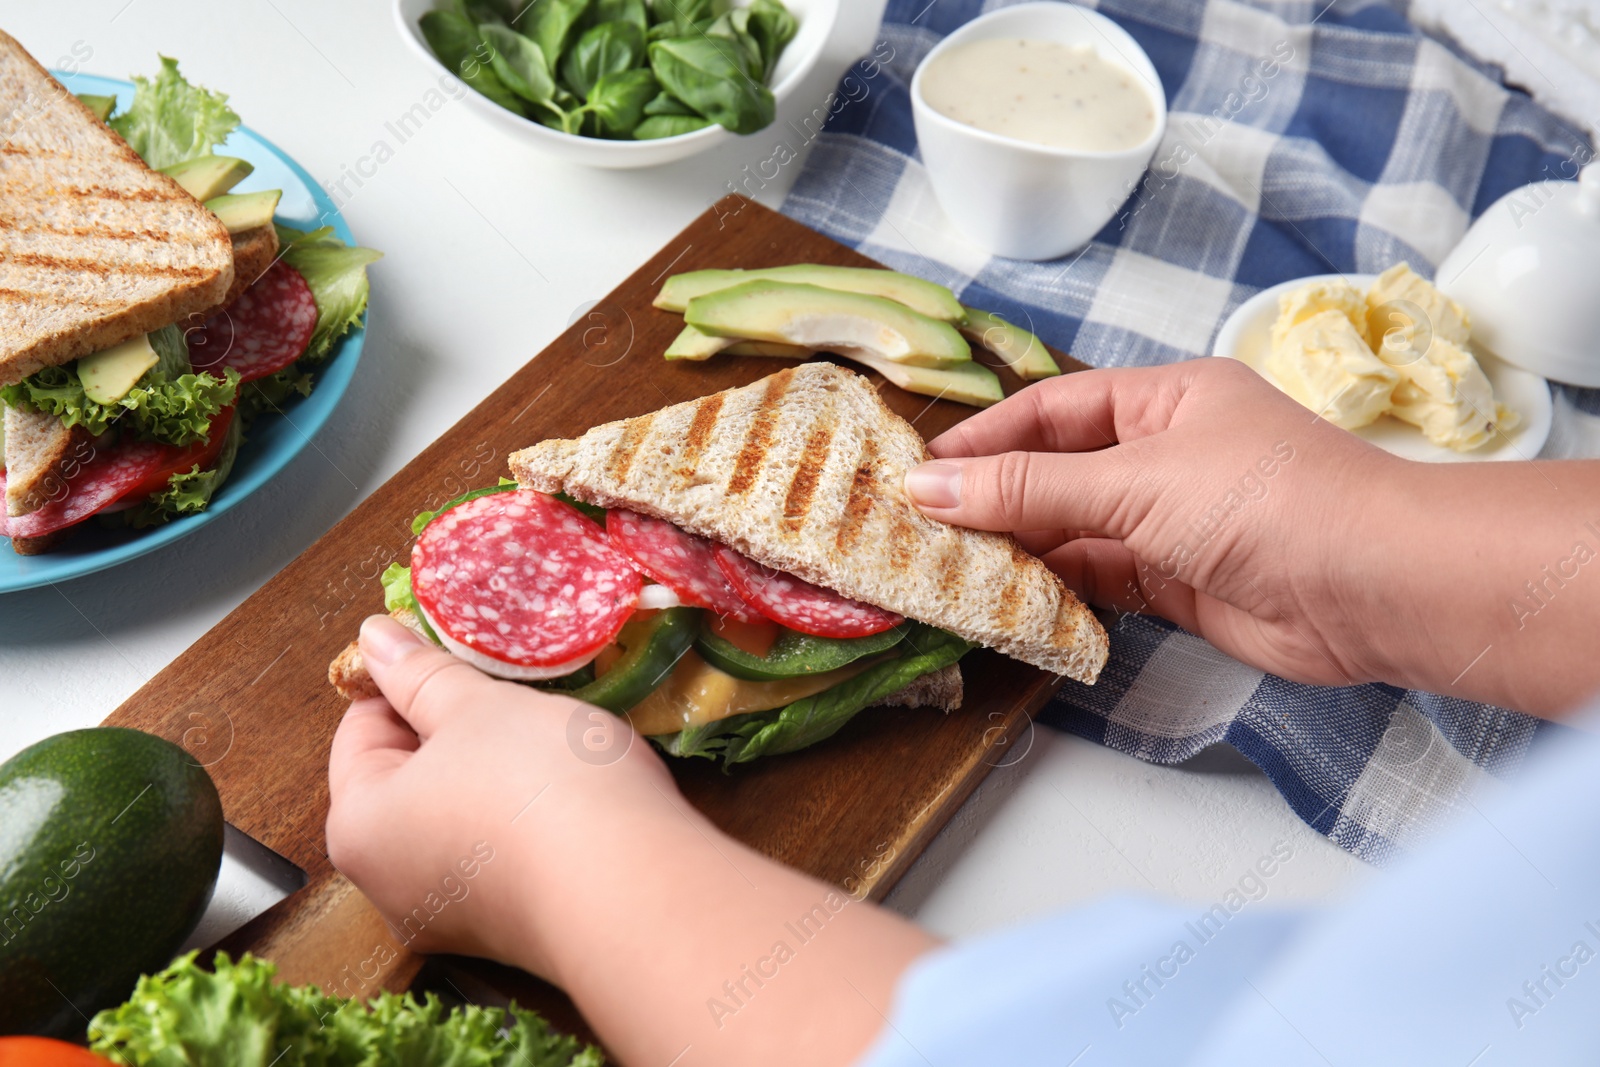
[331,363,1107,765]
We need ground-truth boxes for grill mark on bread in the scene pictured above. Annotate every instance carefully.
[0,217,215,244]
[991,542,1032,631]
[676,392,725,485]
[887,507,918,570]
[1048,596,1081,650]
[727,367,794,495]
[607,410,656,485]
[782,423,833,529]
[835,439,878,553]
[6,252,210,279]
[935,538,967,605]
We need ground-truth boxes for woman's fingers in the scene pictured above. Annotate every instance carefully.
[904,449,1154,540]
[327,697,419,797]
[926,365,1190,460]
[358,614,502,740]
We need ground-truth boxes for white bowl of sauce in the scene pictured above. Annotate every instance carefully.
[911,2,1167,260]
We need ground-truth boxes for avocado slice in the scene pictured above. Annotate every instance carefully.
[658,264,967,324]
[161,155,254,201]
[76,93,116,123]
[846,350,1002,407]
[205,189,280,234]
[685,281,971,369]
[664,324,736,360]
[960,307,1061,381]
[665,325,808,360]
[79,334,159,404]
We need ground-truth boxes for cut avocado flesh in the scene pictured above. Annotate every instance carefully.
[960,307,1061,381]
[665,325,807,360]
[685,280,971,369]
[80,334,159,404]
[664,324,736,360]
[161,155,254,201]
[76,93,116,123]
[846,349,1004,407]
[205,189,280,234]
[658,264,966,324]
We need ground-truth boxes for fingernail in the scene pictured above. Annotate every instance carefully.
[361,614,425,667]
[904,462,961,509]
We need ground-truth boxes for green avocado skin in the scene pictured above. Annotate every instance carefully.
[0,727,224,1037]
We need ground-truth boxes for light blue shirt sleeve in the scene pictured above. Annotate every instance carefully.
[857,714,1600,1066]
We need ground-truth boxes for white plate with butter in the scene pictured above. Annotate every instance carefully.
[1214,273,1553,463]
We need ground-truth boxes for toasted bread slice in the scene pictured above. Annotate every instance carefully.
[511,363,1108,683]
[214,224,279,313]
[0,31,234,388]
[326,608,965,715]
[4,403,90,516]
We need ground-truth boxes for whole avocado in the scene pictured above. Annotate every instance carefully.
[0,727,224,1037]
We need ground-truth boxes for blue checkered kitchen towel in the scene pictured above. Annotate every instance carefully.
[779,0,1600,865]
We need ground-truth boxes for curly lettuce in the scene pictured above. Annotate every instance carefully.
[87,951,604,1067]
[0,326,239,446]
[108,55,240,169]
[111,413,243,529]
[278,225,383,365]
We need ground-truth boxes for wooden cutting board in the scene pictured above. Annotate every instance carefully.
[102,195,1085,1031]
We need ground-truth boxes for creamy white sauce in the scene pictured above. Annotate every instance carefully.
[920,38,1158,152]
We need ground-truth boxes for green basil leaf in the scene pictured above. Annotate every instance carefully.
[518,0,593,75]
[561,20,645,99]
[589,0,649,35]
[642,90,696,116]
[633,114,712,138]
[745,0,797,81]
[480,24,558,105]
[421,10,528,114]
[647,35,772,134]
[586,68,657,137]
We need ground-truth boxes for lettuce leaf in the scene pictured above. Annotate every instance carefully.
[238,365,315,423]
[0,326,239,446]
[380,563,441,643]
[657,625,972,765]
[277,225,383,365]
[109,412,243,529]
[87,951,603,1067]
[108,56,240,169]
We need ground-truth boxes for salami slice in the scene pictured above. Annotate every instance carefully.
[712,544,904,638]
[412,490,641,673]
[608,510,765,622]
[7,409,235,540]
[9,440,171,539]
[188,260,318,382]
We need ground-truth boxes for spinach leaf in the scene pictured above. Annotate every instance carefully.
[587,68,658,137]
[517,0,592,73]
[589,0,649,35]
[421,10,528,113]
[633,114,712,138]
[705,9,761,76]
[642,90,697,116]
[745,0,797,81]
[648,0,725,35]
[719,626,971,765]
[648,35,772,134]
[480,24,560,109]
[561,20,645,99]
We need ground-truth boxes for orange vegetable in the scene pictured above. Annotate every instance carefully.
[710,615,781,657]
[0,1038,113,1066]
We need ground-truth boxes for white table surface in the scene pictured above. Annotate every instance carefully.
[0,0,1365,954]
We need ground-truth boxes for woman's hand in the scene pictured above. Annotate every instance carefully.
[906,358,1600,715]
[327,615,936,1066]
[907,358,1393,687]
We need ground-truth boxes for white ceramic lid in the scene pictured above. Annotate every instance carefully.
[1436,163,1600,387]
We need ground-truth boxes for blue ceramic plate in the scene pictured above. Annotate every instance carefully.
[0,72,369,593]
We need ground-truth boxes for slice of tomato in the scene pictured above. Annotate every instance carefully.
[5,407,235,540]
[0,1037,114,1065]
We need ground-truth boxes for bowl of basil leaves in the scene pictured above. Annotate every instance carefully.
[395,0,834,168]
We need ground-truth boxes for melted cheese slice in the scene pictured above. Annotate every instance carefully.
[625,650,870,735]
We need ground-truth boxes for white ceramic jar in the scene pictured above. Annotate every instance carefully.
[1437,163,1600,387]
[909,2,1167,261]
